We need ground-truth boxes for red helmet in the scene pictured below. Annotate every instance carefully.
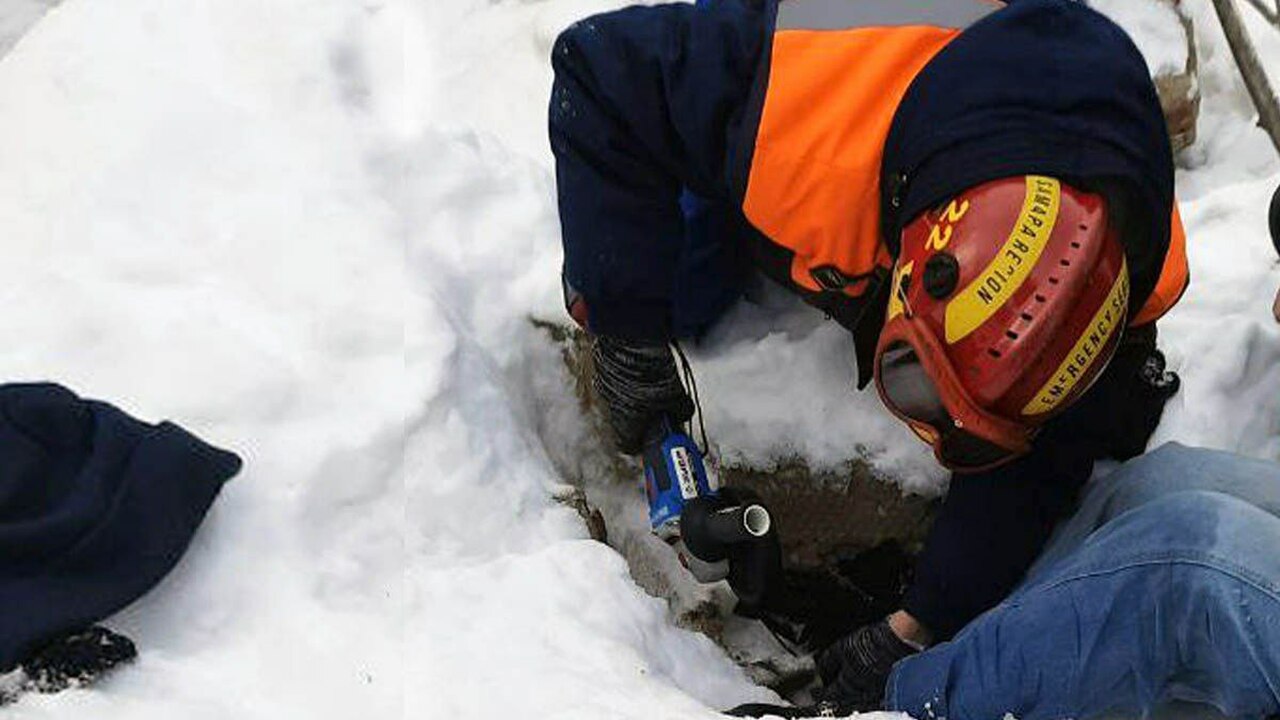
[874,175,1129,472]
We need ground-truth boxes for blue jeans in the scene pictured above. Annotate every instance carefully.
[887,443,1280,720]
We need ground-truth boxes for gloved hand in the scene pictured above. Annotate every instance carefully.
[1100,343,1180,461]
[812,619,919,712]
[591,336,694,455]
[1055,324,1179,462]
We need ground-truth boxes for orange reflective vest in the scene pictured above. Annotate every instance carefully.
[739,0,1187,326]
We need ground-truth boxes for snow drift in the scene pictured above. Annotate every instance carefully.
[0,0,1276,718]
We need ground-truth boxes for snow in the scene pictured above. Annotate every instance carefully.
[0,0,52,58]
[0,0,1276,717]
[1176,0,1280,193]
[1089,0,1189,76]
[692,293,945,492]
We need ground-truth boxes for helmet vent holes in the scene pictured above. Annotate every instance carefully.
[1078,223,1089,232]
[1005,330,1019,341]
[1059,259,1071,267]
[1070,241,1081,250]
[1048,277,1060,286]
[1020,312,1033,322]
[1034,293,1047,303]
[987,348,1002,359]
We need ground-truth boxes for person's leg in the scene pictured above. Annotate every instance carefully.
[886,489,1280,720]
[1028,442,1280,579]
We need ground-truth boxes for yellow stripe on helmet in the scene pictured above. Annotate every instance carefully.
[1020,260,1129,416]
[887,260,914,320]
[944,176,1061,344]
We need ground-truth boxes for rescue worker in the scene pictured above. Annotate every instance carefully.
[734,443,1280,720]
[549,0,1187,712]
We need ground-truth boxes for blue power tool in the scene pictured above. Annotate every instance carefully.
[642,418,777,585]
[642,418,719,540]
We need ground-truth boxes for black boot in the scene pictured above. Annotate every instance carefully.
[726,700,851,718]
[21,626,137,693]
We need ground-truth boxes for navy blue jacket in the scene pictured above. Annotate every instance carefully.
[0,383,240,670]
[550,0,1173,354]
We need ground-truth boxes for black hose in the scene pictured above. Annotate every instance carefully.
[681,491,785,612]
[682,499,772,561]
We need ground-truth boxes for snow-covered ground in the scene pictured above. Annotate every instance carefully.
[0,0,1277,718]
[0,0,53,58]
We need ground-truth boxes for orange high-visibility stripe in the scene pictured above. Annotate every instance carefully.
[1131,202,1189,326]
[743,26,959,296]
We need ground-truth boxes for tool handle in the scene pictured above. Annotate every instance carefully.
[681,499,772,562]
[1269,181,1280,259]
[642,418,717,534]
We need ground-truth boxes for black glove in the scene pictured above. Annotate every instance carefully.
[591,336,694,455]
[812,619,919,712]
[1100,340,1180,461]
[1109,345,1179,459]
[21,626,137,693]
[1054,324,1179,462]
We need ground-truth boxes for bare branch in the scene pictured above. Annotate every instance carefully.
[1212,0,1280,156]
[1242,0,1279,26]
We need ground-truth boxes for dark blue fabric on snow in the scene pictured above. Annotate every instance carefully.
[0,383,240,671]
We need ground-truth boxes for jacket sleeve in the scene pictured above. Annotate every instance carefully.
[549,1,769,342]
[902,324,1169,639]
[901,430,1094,640]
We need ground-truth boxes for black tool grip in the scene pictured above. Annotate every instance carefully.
[1270,181,1280,259]
[681,498,771,561]
[681,490,784,612]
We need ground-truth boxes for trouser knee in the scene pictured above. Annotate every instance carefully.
[1120,490,1280,588]
[1100,444,1280,517]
